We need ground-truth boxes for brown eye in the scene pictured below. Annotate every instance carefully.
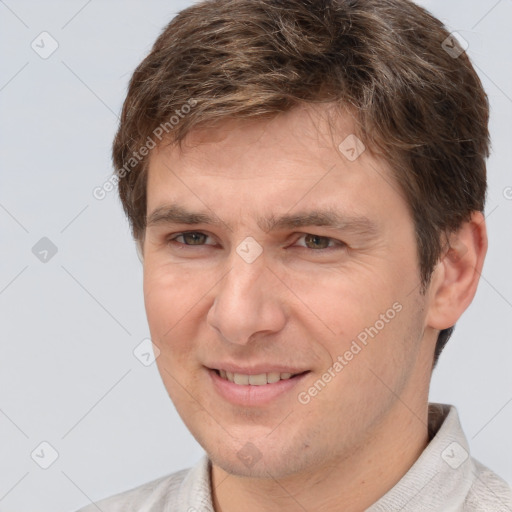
[176,232,209,245]
[303,234,332,249]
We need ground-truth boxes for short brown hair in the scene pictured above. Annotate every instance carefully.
[113,0,490,364]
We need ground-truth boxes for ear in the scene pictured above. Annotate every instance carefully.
[426,211,488,330]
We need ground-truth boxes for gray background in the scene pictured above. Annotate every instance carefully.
[0,1,511,511]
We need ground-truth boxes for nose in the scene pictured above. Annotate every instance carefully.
[207,256,287,345]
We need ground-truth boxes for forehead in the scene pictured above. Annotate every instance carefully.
[150,105,360,175]
[145,105,406,222]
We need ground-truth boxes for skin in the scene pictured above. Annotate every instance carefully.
[141,105,487,512]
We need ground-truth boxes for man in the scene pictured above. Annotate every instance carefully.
[79,0,512,510]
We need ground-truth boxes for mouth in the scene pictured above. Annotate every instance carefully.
[213,369,308,386]
[208,366,310,406]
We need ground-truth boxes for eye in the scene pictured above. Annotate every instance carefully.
[295,233,345,250]
[167,231,345,252]
[169,231,214,246]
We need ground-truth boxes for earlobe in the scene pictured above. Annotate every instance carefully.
[426,212,488,330]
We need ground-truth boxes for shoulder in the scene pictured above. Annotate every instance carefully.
[463,458,512,512]
[75,467,190,512]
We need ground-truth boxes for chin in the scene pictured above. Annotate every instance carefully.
[209,451,300,479]
[205,434,324,480]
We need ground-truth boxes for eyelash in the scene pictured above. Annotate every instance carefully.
[167,231,346,252]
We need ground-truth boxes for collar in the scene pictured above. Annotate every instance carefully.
[368,403,474,511]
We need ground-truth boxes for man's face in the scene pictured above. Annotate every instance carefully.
[143,106,435,478]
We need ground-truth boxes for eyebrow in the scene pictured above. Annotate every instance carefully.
[146,203,378,236]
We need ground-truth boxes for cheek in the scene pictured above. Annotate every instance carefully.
[143,261,209,348]
[144,268,207,397]
[285,262,400,335]
[287,261,420,383]
[145,258,203,312]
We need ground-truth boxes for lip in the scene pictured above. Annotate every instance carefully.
[207,367,310,407]
[206,363,308,375]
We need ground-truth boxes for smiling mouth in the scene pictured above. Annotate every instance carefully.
[213,369,308,386]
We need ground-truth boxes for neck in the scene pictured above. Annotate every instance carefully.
[211,401,430,512]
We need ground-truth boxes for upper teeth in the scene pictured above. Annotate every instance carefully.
[219,370,294,385]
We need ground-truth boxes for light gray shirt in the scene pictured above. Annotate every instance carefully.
[76,404,512,511]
